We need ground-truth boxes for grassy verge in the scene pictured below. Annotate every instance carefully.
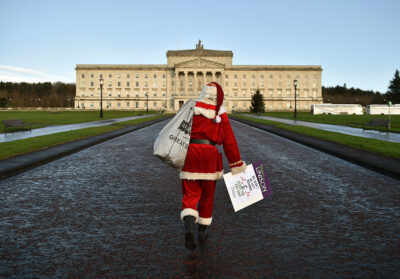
[233,114,400,159]
[254,112,400,133]
[0,114,169,160]
[0,110,159,133]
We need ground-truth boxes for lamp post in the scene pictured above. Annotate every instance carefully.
[99,78,104,118]
[293,79,298,119]
[145,92,149,113]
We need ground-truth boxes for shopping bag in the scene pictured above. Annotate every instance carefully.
[153,100,196,170]
[223,161,272,212]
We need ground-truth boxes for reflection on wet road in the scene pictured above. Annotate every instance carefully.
[0,119,399,278]
[246,114,400,143]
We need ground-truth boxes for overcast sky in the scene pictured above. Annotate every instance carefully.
[0,0,399,93]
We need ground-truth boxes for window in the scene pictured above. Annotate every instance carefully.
[117,74,121,78]
[136,82,139,87]
[117,103,121,108]
[144,82,148,87]
[153,82,157,88]
[171,81,174,86]
[136,74,139,78]
[243,74,246,79]
[234,82,237,87]
[154,74,157,78]
[163,74,166,79]
[90,74,94,78]
[153,102,157,108]
[252,82,256,87]
[81,74,85,78]
[269,74,273,79]
[287,75,291,79]
[136,102,139,108]
[145,74,148,79]
[100,74,103,79]
[286,89,291,96]
[252,75,255,79]
[108,93,112,97]
[261,75,264,79]
[127,74,130,78]
[90,102,93,108]
[126,102,129,107]
[127,82,130,87]
[153,93,157,97]
[108,82,112,87]
[225,74,228,78]
[118,82,121,87]
[90,82,94,87]
[225,81,229,87]
[162,82,166,87]
[234,74,237,79]
[243,82,246,87]
[109,74,112,78]
[278,82,282,87]
[260,82,264,87]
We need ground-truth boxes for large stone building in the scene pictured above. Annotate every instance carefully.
[75,41,322,112]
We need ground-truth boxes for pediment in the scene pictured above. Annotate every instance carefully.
[175,58,224,68]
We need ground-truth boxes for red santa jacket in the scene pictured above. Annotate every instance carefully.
[180,100,246,180]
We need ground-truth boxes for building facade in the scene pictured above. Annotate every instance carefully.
[75,41,323,112]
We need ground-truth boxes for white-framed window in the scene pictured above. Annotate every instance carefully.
[136,74,139,78]
[117,74,121,78]
[162,82,166,87]
[153,82,157,88]
[108,82,112,87]
[260,82,264,87]
[278,89,282,96]
[144,82,148,87]
[286,89,291,96]
[81,74,85,78]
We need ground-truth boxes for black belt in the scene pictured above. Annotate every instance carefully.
[190,138,215,146]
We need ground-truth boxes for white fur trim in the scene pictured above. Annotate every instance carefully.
[180,171,224,180]
[197,99,217,106]
[218,106,226,115]
[180,208,199,223]
[231,162,247,175]
[198,217,212,226]
[229,160,243,167]
[194,106,216,119]
[215,115,221,123]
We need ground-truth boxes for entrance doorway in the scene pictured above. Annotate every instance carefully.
[179,101,184,109]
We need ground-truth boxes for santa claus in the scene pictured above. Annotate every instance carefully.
[180,81,246,250]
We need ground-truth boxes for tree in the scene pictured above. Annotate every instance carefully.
[387,69,400,103]
[250,89,265,113]
[0,97,7,107]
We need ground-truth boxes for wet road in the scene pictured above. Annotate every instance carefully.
[0,114,157,143]
[246,114,400,143]
[0,119,399,278]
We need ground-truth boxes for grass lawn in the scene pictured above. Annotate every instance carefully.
[253,112,400,133]
[233,114,400,159]
[0,110,159,133]
[0,114,169,160]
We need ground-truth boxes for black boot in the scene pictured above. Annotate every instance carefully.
[198,224,208,242]
[183,216,196,251]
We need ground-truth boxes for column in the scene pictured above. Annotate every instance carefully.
[184,71,188,96]
[212,71,216,82]
[194,71,198,95]
[203,71,207,85]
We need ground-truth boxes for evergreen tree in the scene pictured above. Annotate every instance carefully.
[387,69,400,103]
[250,89,265,113]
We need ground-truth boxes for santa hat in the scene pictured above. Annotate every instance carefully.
[207,82,224,123]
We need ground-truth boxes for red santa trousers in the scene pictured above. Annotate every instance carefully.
[181,179,216,226]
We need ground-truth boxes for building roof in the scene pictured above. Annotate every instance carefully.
[75,64,167,70]
[166,48,233,57]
